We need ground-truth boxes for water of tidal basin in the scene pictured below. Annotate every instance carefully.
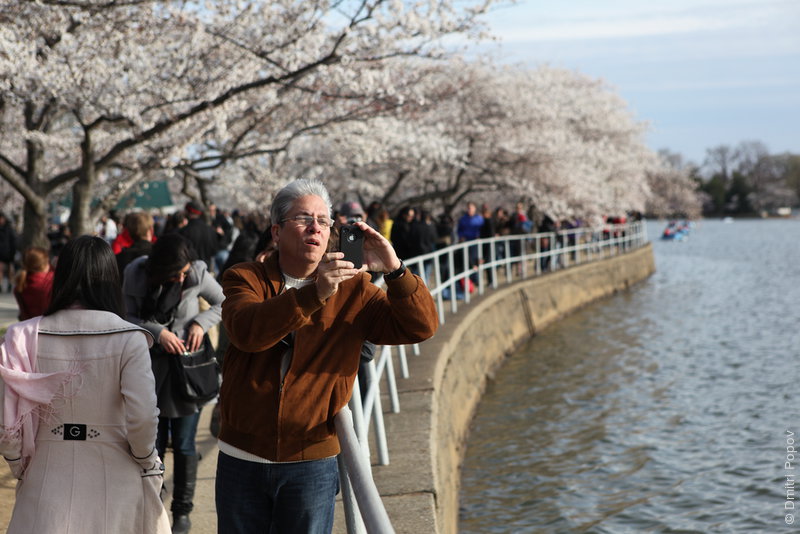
[459,218,800,533]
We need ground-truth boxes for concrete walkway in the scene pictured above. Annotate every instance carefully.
[0,291,19,332]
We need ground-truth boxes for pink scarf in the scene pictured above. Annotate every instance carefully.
[0,317,81,472]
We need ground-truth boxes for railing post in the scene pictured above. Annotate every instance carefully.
[367,360,390,466]
[477,238,485,296]
[338,454,367,534]
[397,344,409,379]
[448,250,457,315]
[381,346,400,413]
[336,406,396,534]
[491,237,499,290]
[349,379,369,455]
[433,254,445,325]
[462,245,471,305]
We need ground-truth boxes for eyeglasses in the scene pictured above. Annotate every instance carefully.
[281,215,333,228]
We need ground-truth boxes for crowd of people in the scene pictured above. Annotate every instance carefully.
[0,187,638,533]
[0,182,443,534]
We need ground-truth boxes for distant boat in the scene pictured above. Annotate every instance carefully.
[661,221,691,241]
[723,217,734,223]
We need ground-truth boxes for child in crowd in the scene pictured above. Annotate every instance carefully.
[12,247,54,320]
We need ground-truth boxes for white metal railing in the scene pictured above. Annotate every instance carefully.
[336,221,647,532]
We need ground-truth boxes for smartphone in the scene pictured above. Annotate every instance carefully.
[339,224,364,269]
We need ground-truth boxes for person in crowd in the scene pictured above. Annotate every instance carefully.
[478,204,496,283]
[209,203,234,275]
[215,179,438,533]
[111,212,155,255]
[337,200,366,227]
[122,233,224,534]
[410,209,438,283]
[457,201,484,243]
[46,223,70,261]
[161,210,188,236]
[111,220,135,254]
[435,212,455,249]
[479,204,496,250]
[12,247,54,321]
[366,201,391,239]
[510,201,531,234]
[116,211,156,276]
[412,210,437,257]
[539,213,557,272]
[220,213,271,276]
[0,235,170,533]
[389,205,416,260]
[0,212,17,293]
[96,211,119,244]
[457,201,484,283]
[179,201,218,270]
[493,206,511,261]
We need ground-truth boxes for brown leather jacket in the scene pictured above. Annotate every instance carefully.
[218,253,438,461]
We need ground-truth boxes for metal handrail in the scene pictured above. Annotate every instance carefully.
[337,221,648,532]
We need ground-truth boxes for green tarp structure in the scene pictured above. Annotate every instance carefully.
[115,180,174,210]
[58,180,174,211]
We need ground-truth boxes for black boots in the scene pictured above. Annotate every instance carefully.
[172,514,191,534]
[171,453,198,534]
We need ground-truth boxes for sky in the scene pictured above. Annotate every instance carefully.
[468,0,800,166]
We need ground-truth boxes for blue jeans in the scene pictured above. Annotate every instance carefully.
[216,452,339,534]
[156,412,200,459]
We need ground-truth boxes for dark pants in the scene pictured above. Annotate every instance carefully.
[156,412,200,458]
[216,452,339,534]
[157,412,200,516]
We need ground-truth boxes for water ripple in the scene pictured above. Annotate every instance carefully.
[460,220,800,533]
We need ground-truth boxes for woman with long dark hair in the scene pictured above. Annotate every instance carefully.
[122,233,223,534]
[0,235,170,533]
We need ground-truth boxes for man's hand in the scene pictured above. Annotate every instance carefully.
[316,252,361,300]
[351,221,402,274]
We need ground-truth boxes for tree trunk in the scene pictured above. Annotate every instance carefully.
[68,134,96,237]
[69,177,94,238]
[17,137,51,250]
[21,198,50,250]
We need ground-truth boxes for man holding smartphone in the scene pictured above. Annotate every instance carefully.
[215,179,438,533]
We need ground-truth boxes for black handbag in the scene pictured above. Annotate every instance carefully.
[170,334,220,403]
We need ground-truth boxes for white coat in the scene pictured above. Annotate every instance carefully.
[0,309,170,533]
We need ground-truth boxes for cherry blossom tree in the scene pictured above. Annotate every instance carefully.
[280,61,660,220]
[646,150,703,218]
[0,0,497,247]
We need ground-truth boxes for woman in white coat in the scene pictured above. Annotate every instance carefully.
[0,235,170,533]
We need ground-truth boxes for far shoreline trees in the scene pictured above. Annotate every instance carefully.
[695,141,799,217]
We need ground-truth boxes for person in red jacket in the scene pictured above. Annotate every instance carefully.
[13,246,54,320]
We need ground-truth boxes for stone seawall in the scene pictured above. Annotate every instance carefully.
[359,244,655,534]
